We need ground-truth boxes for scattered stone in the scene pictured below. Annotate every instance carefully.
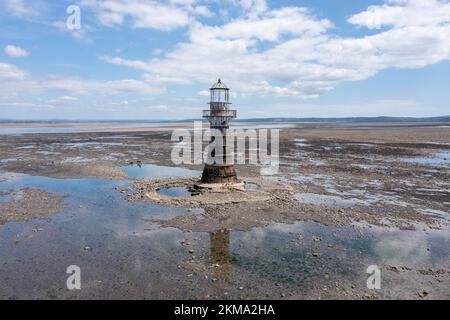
[418,291,428,298]
[0,188,65,224]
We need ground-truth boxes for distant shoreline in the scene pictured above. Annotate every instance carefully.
[1,115,449,125]
[0,122,187,129]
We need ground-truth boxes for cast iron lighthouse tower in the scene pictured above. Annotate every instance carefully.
[200,79,238,184]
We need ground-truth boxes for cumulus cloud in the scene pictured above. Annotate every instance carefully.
[0,62,26,80]
[79,0,200,30]
[348,0,450,29]
[4,0,39,18]
[52,21,94,44]
[99,0,450,98]
[43,77,166,95]
[0,62,166,98]
[57,96,79,101]
[4,45,29,57]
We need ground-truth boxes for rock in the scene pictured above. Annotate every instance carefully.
[188,249,195,254]
[84,245,93,251]
[312,252,319,257]
[418,291,428,298]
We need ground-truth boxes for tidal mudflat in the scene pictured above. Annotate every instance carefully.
[0,122,449,299]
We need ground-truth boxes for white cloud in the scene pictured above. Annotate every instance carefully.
[99,0,450,98]
[42,77,167,95]
[0,62,26,80]
[58,96,79,101]
[80,0,193,31]
[52,21,94,44]
[234,0,268,18]
[4,45,29,57]
[348,0,450,29]
[0,62,166,97]
[4,0,39,18]
[148,104,169,110]
[192,5,214,18]
[198,90,209,97]
[80,0,223,30]
[252,99,439,118]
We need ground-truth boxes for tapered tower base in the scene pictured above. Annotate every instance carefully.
[200,164,238,184]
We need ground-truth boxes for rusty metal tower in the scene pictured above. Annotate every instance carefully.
[200,79,238,184]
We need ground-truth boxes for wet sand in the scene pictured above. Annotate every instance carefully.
[0,122,449,299]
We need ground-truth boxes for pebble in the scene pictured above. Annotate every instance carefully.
[418,290,428,298]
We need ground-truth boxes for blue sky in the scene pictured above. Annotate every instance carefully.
[0,0,449,120]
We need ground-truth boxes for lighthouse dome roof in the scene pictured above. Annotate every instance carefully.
[210,78,229,89]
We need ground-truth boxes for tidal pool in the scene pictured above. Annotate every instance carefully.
[158,187,195,197]
[401,151,450,166]
[121,163,200,179]
[244,182,260,190]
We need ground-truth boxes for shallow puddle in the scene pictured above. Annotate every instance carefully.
[158,186,194,197]
[293,138,311,147]
[121,164,200,179]
[244,182,260,190]
[401,151,450,165]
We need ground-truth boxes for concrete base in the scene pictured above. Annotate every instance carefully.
[200,164,238,184]
[194,181,244,190]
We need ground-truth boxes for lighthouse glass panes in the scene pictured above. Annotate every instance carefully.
[210,86,229,105]
[204,79,236,130]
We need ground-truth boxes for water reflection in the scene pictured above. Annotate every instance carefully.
[210,229,233,280]
[121,163,200,179]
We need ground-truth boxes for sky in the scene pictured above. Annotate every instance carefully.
[0,0,449,120]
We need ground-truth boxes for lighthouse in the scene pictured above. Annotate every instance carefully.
[200,79,238,184]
